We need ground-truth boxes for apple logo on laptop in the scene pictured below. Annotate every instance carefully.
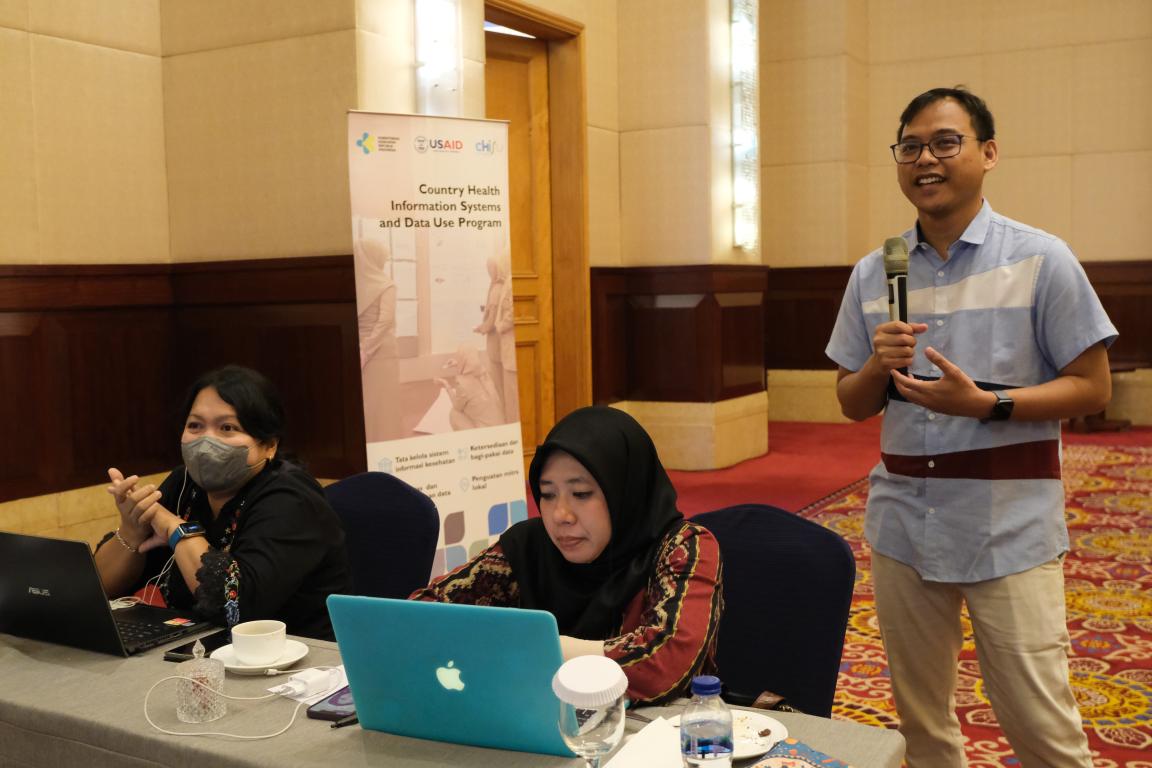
[436,660,466,691]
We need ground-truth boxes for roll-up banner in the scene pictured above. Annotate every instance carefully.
[347,112,527,577]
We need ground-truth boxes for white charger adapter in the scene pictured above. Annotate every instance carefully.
[271,668,341,698]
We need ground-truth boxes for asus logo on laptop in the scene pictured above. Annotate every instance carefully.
[28,586,51,597]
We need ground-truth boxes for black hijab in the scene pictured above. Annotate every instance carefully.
[500,406,683,640]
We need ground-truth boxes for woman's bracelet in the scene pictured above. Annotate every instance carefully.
[113,528,140,554]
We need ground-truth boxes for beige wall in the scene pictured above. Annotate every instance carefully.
[522,0,622,267]
[761,0,868,269]
[162,0,413,262]
[7,0,1146,268]
[1,0,622,266]
[616,0,756,267]
[763,0,1152,268]
[0,0,168,265]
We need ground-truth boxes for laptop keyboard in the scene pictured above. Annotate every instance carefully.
[115,617,181,647]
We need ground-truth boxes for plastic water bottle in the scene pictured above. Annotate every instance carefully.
[680,675,733,767]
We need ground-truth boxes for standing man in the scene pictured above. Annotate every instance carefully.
[826,87,1116,767]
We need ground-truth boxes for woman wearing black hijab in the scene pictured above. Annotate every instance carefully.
[411,406,723,705]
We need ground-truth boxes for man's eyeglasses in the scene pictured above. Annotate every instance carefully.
[890,134,981,164]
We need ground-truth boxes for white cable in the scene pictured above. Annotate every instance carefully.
[174,469,188,521]
[143,667,343,739]
[110,471,190,611]
[144,470,189,600]
[143,676,303,739]
[140,553,177,600]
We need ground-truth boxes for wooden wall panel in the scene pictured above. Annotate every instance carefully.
[628,293,707,401]
[760,261,1152,371]
[590,270,632,404]
[172,304,363,479]
[3,257,1146,502]
[0,309,174,500]
[591,266,769,403]
[0,257,364,503]
[1082,261,1152,366]
[0,316,47,499]
[60,309,176,480]
[594,261,1152,399]
[763,267,851,371]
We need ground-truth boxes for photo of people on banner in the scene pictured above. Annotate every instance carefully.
[354,220,520,442]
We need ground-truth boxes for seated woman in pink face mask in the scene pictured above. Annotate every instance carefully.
[93,365,351,640]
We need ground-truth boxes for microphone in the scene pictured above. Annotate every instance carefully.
[883,237,908,323]
[883,237,909,378]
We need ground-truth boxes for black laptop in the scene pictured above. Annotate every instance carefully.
[0,531,212,656]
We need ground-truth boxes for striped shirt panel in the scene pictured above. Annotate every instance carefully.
[826,202,1117,582]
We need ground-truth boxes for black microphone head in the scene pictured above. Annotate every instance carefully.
[883,237,909,278]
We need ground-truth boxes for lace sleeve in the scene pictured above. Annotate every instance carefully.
[193,549,235,625]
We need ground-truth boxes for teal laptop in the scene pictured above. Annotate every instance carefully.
[327,595,572,757]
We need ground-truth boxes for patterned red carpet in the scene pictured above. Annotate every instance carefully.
[799,443,1152,767]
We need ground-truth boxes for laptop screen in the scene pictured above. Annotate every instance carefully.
[328,594,572,756]
[0,531,208,656]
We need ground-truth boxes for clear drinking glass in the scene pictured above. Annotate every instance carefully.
[558,696,626,768]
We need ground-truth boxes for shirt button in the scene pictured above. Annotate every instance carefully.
[928,507,936,514]
[927,413,936,420]
[928,460,936,468]
[936,319,944,327]
[937,271,944,278]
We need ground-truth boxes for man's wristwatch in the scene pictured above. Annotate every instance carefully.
[981,390,1015,423]
[168,522,206,550]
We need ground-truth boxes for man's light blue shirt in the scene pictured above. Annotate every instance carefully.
[826,202,1117,582]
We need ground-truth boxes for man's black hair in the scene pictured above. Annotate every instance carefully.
[898,86,995,142]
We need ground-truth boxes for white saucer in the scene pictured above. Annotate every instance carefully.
[210,638,309,674]
[667,711,788,760]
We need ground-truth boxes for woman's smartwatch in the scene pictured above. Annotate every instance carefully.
[168,522,206,550]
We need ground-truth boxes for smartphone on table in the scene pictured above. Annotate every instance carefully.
[306,685,357,721]
[162,628,231,662]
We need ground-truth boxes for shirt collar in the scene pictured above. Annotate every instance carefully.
[908,199,993,254]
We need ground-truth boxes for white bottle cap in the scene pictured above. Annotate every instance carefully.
[551,655,628,708]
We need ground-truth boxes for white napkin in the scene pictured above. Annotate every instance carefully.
[605,716,682,768]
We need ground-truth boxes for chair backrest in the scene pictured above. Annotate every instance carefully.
[324,472,440,599]
[693,504,855,717]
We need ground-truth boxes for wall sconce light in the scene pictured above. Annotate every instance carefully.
[731,0,759,256]
[415,0,462,116]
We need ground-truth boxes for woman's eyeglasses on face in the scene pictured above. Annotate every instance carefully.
[890,134,981,164]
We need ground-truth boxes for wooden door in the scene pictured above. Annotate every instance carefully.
[485,32,555,465]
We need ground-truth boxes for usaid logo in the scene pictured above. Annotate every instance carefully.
[415,136,465,153]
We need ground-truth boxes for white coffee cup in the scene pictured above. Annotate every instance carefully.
[230,620,287,666]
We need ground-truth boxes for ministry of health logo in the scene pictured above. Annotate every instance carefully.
[354,132,400,154]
